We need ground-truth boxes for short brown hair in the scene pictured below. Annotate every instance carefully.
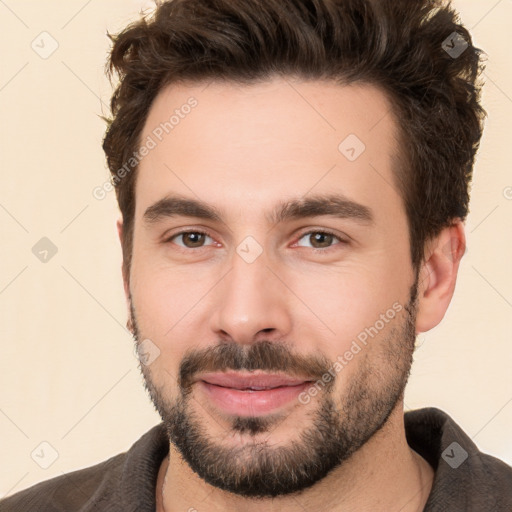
[102,0,486,280]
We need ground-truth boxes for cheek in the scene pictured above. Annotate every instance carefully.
[130,260,216,357]
[290,264,409,383]
[294,264,401,333]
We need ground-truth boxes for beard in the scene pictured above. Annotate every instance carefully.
[129,277,419,499]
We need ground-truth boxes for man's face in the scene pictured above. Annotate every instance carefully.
[126,78,419,497]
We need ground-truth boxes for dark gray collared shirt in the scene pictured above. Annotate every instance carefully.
[2,407,511,511]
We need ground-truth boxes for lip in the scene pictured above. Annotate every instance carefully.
[196,371,313,417]
[199,371,310,389]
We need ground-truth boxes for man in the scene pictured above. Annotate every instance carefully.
[2,0,511,510]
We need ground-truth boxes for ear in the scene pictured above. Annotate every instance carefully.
[116,218,130,300]
[117,218,133,333]
[415,220,466,334]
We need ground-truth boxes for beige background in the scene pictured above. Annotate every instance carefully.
[1,0,511,498]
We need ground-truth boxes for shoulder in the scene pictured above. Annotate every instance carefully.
[0,452,126,512]
[477,450,512,495]
[405,407,512,509]
[0,423,168,512]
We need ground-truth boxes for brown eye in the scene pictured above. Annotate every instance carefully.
[170,231,213,248]
[310,232,334,248]
[296,231,343,250]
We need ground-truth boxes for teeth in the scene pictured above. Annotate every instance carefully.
[245,386,271,391]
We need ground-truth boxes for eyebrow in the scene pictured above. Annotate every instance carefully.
[143,193,374,226]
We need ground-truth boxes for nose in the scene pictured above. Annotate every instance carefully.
[209,246,293,346]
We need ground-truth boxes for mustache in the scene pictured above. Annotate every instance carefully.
[179,340,333,391]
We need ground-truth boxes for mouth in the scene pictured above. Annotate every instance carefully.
[196,371,313,416]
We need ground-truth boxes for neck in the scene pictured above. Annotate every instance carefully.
[157,404,434,512]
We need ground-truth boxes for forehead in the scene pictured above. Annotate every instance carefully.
[135,77,403,223]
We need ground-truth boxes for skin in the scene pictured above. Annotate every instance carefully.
[117,77,466,511]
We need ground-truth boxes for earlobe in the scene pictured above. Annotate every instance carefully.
[415,221,466,334]
[116,217,124,245]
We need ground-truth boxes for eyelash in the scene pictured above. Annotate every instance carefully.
[164,228,348,254]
